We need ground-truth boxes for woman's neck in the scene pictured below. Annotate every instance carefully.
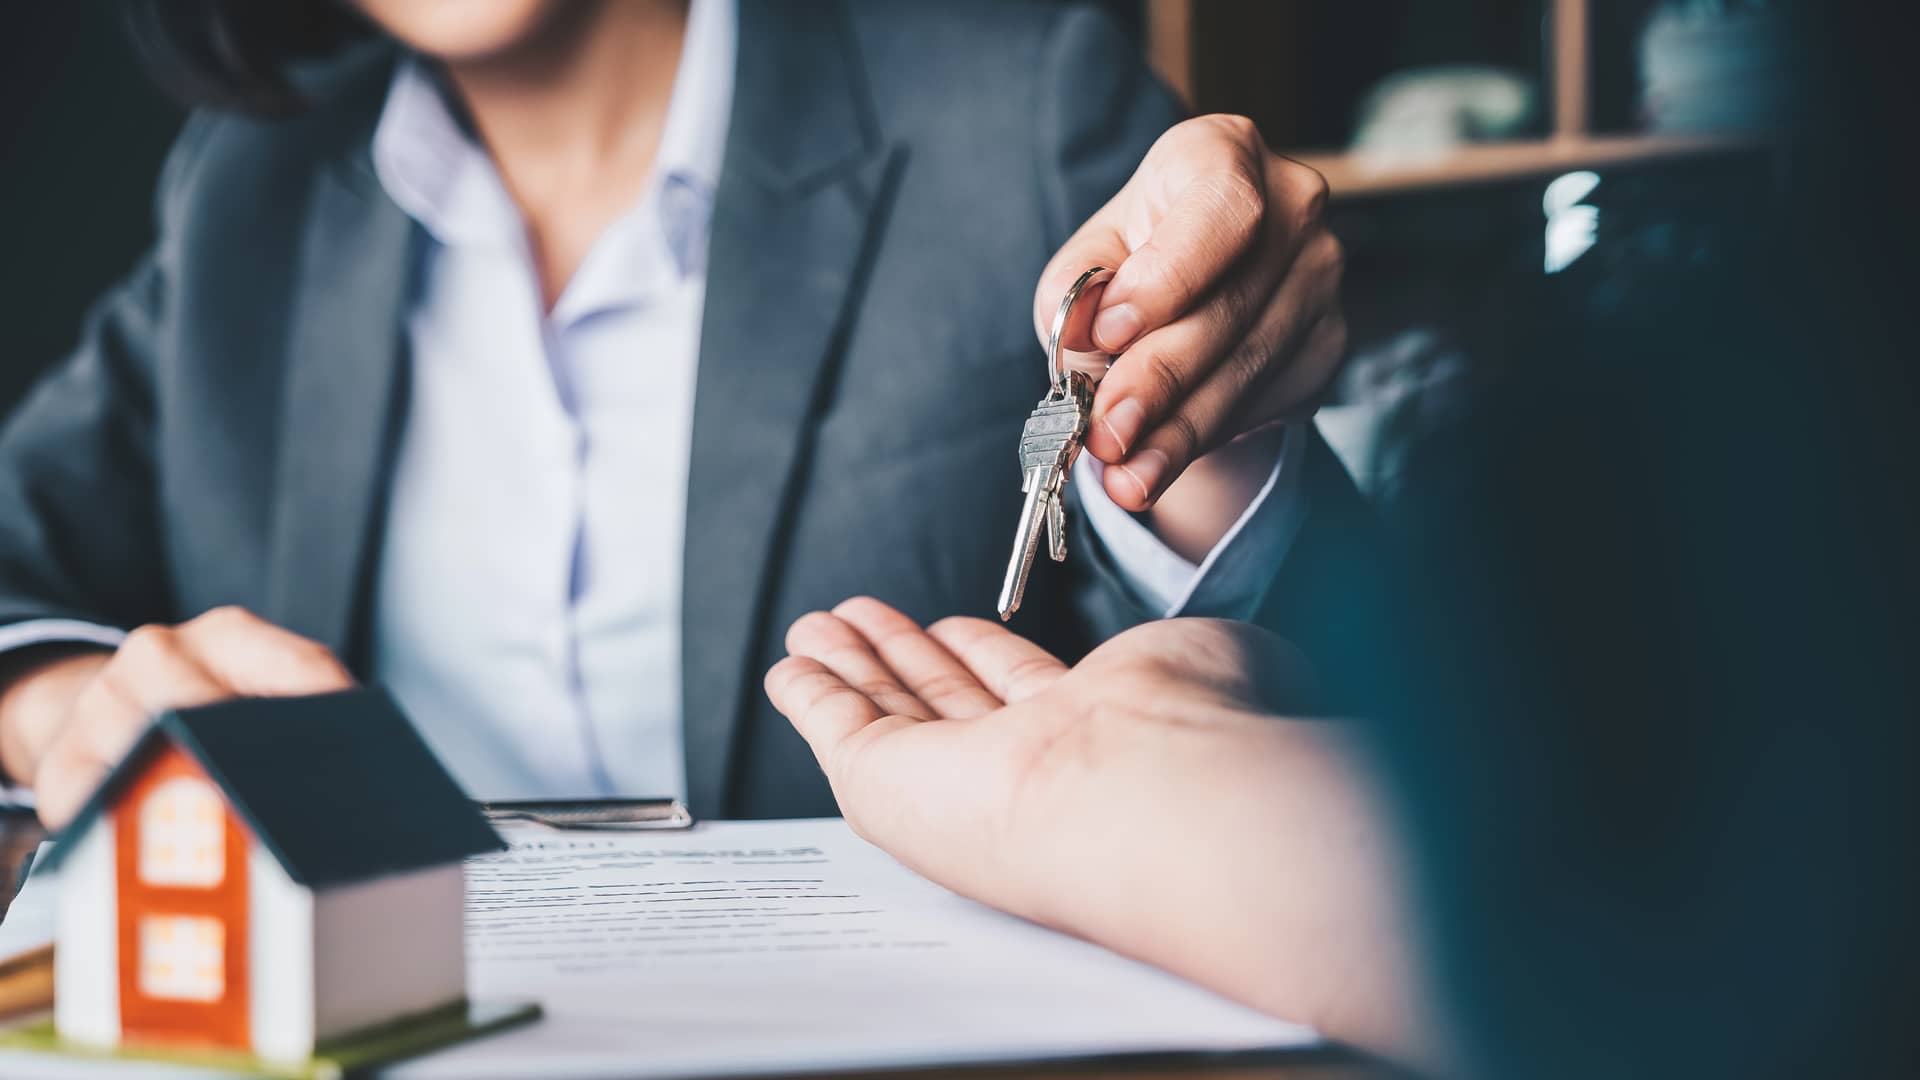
[443,0,691,309]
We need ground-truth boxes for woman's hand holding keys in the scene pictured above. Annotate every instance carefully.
[1036,115,1348,558]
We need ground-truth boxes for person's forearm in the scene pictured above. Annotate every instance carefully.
[1010,712,1438,1065]
[0,648,110,787]
[1141,425,1286,564]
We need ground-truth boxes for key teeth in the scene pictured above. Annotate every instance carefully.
[1046,494,1068,562]
[1003,374,1091,614]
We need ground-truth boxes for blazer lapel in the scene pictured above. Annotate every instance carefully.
[682,0,903,814]
[265,156,416,666]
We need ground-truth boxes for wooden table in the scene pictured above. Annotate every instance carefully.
[0,809,40,922]
[0,808,1389,1080]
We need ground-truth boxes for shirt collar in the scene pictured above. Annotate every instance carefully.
[371,0,736,298]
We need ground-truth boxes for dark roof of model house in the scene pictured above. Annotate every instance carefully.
[41,687,503,887]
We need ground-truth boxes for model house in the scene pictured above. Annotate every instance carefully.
[39,688,504,1065]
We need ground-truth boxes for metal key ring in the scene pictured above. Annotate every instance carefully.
[1045,266,1116,394]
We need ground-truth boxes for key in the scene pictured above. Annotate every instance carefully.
[997,369,1093,620]
[996,265,1113,621]
[1046,485,1068,563]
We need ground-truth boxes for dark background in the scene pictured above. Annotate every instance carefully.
[1,3,182,411]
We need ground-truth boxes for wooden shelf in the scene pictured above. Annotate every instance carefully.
[1296,133,1771,200]
[1148,1,1775,200]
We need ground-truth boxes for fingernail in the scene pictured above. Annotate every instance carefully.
[1099,398,1146,457]
[1117,448,1169,505]
[1092,303,1143,353]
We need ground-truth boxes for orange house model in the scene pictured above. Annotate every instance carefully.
[37,688,504,1066]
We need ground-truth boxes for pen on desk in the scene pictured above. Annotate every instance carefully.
[479,797,695,830]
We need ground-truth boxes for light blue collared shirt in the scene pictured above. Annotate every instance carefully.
[0,0,1307,804]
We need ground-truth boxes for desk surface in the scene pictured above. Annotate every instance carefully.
[0,808,1389,1080]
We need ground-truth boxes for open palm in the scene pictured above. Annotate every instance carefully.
[764,597,1313,924]
[766,599,1421,1058]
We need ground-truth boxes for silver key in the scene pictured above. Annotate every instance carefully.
[997,372,1093,620]
[997,266,1115,621]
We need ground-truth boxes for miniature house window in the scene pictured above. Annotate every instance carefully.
[138,776,225,888]
[138,915,225,1002]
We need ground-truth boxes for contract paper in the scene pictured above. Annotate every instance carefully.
[0,819,1319,1078]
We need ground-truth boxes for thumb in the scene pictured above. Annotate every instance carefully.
[1034,209,1127,361]
[1090,158,1265,354]
[1036,116,1270,357]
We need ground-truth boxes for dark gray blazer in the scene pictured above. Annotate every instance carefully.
[0,1,1379,817]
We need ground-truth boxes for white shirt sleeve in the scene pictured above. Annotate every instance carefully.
[0,618,127,657]
[1075,424,1309,619]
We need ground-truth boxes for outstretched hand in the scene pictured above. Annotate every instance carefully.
[764,597,1314,930]
[765,598,1429,1063]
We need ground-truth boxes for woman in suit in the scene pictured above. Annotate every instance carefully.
[0,0,1354,826]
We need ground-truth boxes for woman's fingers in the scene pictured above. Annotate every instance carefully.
[1092,129,1269,352]
[26,607,352,830]
[1224,308,1349,436]
[925,617,1068,704]
[831,597,1004,718]
[1084,262,1290,506]
[1042,116,1272,353]
[94,624,232,724]
[34,624,233,830]
[93,609,351,787]
[1034,211,1125,355]
[1079,243,1289,467]
[1032,117,1270,354]
[174,605,355,696]
[784,611,932,721]
[1035,116,1343,508]
[30,740,112,832]
[1100,244,1343,508]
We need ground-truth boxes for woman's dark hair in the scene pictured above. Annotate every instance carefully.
[121,0,372,115]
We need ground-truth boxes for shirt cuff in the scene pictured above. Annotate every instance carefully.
[0,618,128,657]
[1075,425,1309,619]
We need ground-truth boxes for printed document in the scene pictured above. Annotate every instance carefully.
[0,818,1319,1077]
